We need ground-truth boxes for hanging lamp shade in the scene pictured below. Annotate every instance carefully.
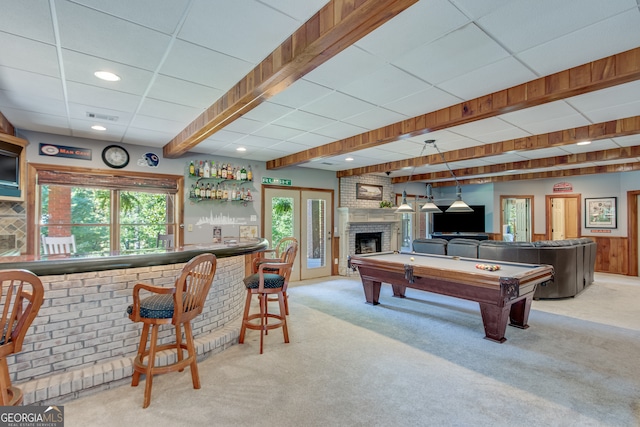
[446,185,473,212]
[394,190,414,213]
[420,184,443,213]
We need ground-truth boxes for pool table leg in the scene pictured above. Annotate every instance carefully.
[478,303,510,343]
[391,284,406,298]
[508,296,533,330]
[361,279,381,305]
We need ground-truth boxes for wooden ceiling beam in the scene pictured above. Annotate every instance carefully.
[397,145,640,186]
[347,115,640,179]
[267,46,640,171]
[162,0,419,159]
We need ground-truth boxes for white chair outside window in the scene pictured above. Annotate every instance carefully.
[156,233,174,248]
[41,235,76,255]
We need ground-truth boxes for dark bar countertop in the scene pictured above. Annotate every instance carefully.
[0,238,269,276]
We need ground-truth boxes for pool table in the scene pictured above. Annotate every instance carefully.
[349,251,554,343]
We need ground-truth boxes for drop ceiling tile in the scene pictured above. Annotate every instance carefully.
[343,107,407,130]
[0,33,60,78]
[70,118,127,139]
[341,65,432,106]
[0,0,55,43]
[448,0,513,20]
[56,1,171,71]
[273,110,335,132]
[2,108,70,132]
[70,0,191,33]
[129,114,186,134]
[592,158,639,167]
[137,98,202,123]
[484,153,530,163]
[517,8,640,76]
[234,134,281,149]
[302,92,374,121]
[261,0,330,22]
[202,129,245,144]
[447,117,527,141]
[477,0,635,54]
[304,46,387,90]
[355,0,470,62]
[239,147,290,162]
[287,132,335,147]
[222,117,266,135]
[500,102,591,134]
[252,124,306,141]
[561,139,619,154]
[147,75,224,109]
[178,0,300,64]
[516,147,571,159]
[0,67,63,101]
[269,140,315,153]
[123,127,178,148]
[269,79,334,109]
[350,147,417,161]
[438,57,537,100]
[66,81,141,113]
[160,39,254,90]
[566,80,640,123]
[383,87,461,118]
[0,91,66,117]
[612,135,640,147]
[312,121,368,139]
[68,102,133,125]
[242,102,295,123]
[394,23,510,85]
[376,140,431,156]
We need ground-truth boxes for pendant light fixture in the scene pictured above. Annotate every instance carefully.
[420,183,442,213]
[426,140,473,213]
[394,141,430,214]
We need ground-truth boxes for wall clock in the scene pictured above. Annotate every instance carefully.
[101,145,129,169]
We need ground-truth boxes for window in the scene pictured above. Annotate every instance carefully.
[27,164,183,255]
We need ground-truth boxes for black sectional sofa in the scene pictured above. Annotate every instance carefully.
[412,237,596,299]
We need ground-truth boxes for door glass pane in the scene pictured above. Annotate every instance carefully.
[119,191,171,251]
[306,198,326,269]
[39,185,111,254]
[271,197,294,247]
[401,213,412,251]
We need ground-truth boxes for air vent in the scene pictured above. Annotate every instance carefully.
[321,162,334,165]
[86,112,119,122]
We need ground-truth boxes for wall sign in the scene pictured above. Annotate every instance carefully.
[553,182,573,192]
[39,143,92,160]
[262,177,292,186]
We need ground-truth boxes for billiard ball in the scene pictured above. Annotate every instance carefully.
[410,257,415,262]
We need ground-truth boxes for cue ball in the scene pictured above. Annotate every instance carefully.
[410,257,415,261]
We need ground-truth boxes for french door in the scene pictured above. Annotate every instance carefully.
[263,187,333,281]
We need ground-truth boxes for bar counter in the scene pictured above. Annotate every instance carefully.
[0,238,268,405]
[0,238,269,275]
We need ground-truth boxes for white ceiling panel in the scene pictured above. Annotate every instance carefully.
[0,0,638,185]
[561,139,619,154]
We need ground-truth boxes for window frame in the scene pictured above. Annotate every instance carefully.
[27,163,184,255]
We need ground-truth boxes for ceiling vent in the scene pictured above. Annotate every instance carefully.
[86,112,119,122]
[321,162,334,165]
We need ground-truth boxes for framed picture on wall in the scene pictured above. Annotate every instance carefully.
[585,197,617,228]
[356,183,383,201]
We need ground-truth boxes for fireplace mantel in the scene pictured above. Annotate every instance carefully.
[337,207,400,224]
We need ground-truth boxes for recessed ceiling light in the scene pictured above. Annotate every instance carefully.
[345,157,354,161]
[94,71,121,82]
[577,140,592,146]
[236,147,247,152]
[91,125,106,131]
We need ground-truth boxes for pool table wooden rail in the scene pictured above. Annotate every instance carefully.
[349,252,554,343]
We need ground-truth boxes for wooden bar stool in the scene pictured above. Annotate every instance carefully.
[239,242,297,354]
[127,253,216,408]
[0,270,45,406]
[252,237,298,315]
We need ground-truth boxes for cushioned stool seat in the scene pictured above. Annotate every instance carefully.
[127,294,174,319]
[239,243,297,354]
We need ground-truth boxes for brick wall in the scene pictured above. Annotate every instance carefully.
[48,186,71,236]
[12,255,247,404]
[339,175,393,208]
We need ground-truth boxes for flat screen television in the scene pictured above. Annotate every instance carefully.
[0,141,23,199]
[431,205,486,233]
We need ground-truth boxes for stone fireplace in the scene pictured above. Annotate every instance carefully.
[337,207,400,275]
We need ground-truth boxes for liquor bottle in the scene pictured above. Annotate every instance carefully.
[189,161,195,176]
[216,183,222,199]
[195,184,200,198]
[200,183,205,198]
[240,166,247,180]
[205,183,211,199]
[211,161,217,178]
[231,184,237,200]
[222,184,229,200]
[247,165,253,181]
[200,161,205,177]
[190,184,196,199]
[221,163,227,179]
[245,189,252,201]
[203,160,210,178]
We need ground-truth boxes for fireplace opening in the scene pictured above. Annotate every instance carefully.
[355,232,382,254]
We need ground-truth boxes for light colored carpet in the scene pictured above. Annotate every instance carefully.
[63,273,640,427]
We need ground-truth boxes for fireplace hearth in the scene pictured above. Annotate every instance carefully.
[355,232,382,254]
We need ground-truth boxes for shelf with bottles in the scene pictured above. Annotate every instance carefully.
[187,160,253,182]
[188,181,254,205]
